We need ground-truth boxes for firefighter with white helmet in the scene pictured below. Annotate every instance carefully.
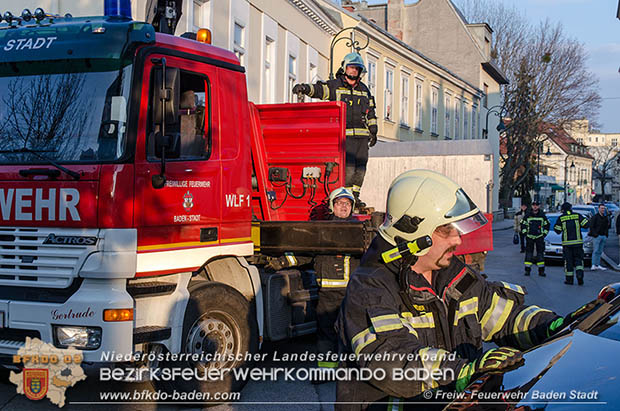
[265,188,360,380]
[293,53,377,209]
[334,170,594,409]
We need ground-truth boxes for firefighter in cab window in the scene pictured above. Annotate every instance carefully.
[335,170,598,410]
[265,188,360,380]
[293,53,378,209]
[520,201,550,277]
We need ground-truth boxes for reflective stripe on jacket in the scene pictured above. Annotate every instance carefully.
[553,211,589,245]
[308,76,377,139]
[520,211,550,239]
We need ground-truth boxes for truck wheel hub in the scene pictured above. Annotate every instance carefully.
[186,313,238,369]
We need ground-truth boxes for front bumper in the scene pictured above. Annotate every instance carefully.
[0,278,134,362]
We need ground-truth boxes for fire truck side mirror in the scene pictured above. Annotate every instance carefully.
[151,66,180,127]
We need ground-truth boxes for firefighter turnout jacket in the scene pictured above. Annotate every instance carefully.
[520,211,550,239]
[308,76,378,139]
[553,210,589,245]
[336,236,559,408]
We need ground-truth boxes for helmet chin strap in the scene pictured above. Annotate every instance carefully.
[381,236,433,264]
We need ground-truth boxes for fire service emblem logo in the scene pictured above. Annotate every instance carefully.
[183,191,194,211]
[24,369,48,401]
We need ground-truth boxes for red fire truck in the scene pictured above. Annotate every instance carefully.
[0,0,491,396]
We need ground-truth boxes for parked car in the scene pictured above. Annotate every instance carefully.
[544,212,593,264]
[572,205,598,219]
[448,283,620,410]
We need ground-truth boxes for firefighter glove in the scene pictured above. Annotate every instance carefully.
[456,347,524,392]
[292,83,311,96]
[547,299,601,336]
[368,133,377,147]
[265,256,287,272]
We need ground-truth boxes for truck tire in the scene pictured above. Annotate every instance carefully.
[152,281,258,400]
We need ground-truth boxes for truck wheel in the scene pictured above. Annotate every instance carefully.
[153,281,258,399]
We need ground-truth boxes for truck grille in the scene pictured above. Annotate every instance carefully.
[0,227,98,288]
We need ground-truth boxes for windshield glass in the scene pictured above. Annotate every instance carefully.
[0,59,132,164]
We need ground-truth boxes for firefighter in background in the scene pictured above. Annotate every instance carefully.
[514,203,528,253]
[265,188,359,379]
[292,53,378,209]
[554,202,590,285]
[335,170,595,410]
[520,201,549,276]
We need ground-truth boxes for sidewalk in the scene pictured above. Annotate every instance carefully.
[602,225,620,271]
[492,218,514,232]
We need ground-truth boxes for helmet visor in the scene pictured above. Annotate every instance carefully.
[450,211,488,235]
[445,188,478,218]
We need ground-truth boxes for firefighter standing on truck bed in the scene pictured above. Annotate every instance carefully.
[554,202,590,285]
[293,53,377,209]
[265,187,360,380]
[335,170,598,410]
[520,201,549,277]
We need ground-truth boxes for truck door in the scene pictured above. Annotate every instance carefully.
[134,55,221,277]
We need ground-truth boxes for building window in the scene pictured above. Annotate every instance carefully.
[463,102,469,139]
[444,94,451,139]
[367,59,377,96]
[262,36,275,104]
[233,22,245,66]
[287,54,297,103]
[384,67,394,121]
[483,83,488,108]
[472,103,478,139]
[414,80,423,130]
[613,138,617,146]
[431,86,439,135]
[455,99,461,139]
[400,75,409,126]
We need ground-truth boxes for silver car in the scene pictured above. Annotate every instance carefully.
[544,212,593,263]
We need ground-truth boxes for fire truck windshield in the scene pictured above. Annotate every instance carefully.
[0,59,133,164]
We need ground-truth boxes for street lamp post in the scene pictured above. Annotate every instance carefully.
[483,104,507,139]
[564,155,576,202]
[329,27,369,80]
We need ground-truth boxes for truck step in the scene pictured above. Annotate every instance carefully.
[133,326,171,344]
[127,281,176,298]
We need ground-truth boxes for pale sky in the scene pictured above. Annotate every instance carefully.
[499,0,620,133]
[366,0,620,133]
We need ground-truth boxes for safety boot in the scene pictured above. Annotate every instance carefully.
[564,276,573,285]
[577,277,584,285]
[524,268,531,276]
[538,268,546,277]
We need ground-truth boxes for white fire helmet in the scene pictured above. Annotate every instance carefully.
[378,170,487,255]
[329,187,355,213]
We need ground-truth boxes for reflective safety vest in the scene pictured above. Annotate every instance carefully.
[553,211,590,245]
[520,211,550,239]
[335,236,559,408]
[308,76,377,139]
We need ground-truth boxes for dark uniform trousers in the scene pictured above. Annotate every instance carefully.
[335,236,558,410]
[314,254,359,368]
[563,245,584,281]
[524,237,545,273]
[308,77,377,193]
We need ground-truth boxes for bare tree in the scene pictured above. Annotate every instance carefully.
[454,0,602,208]
[590,145,619,202]
[0,73,90,161]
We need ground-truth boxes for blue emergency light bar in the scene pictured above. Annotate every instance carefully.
[104,0,132,20]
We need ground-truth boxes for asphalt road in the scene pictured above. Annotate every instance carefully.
[1,227,618,410]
